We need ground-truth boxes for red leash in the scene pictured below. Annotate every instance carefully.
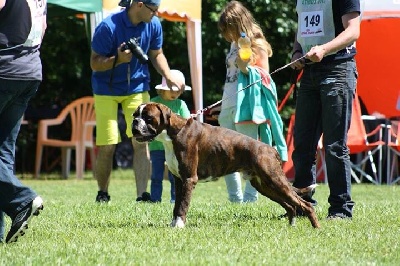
[278,69,303,112]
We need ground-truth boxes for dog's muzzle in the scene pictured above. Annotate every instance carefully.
[132,118,157,142]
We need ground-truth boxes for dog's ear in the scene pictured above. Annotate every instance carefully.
[156,103,171,128]
[132,107,140,118]
[132,103,146,118]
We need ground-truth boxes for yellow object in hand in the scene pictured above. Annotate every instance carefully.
[239,47,252,60]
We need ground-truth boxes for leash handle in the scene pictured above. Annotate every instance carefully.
[270,54,307,75]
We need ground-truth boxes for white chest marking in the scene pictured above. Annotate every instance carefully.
[155,130,180,177]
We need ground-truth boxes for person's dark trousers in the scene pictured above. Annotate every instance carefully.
[292,59,356,217]
[0,211,4,242]
[150,150,175,202]
[0,78,39,218]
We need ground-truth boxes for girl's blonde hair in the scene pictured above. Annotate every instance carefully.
[218,1,272,64]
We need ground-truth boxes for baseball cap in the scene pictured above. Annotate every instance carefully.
[155,70,192,91]
[133,0,161,6]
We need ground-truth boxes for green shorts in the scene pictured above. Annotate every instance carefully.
[94,92,150,145]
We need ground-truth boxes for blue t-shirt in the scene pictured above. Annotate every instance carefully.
[91,10,163,96]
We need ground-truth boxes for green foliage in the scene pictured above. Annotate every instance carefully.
[35,12,92,109]
[1,175,399,265]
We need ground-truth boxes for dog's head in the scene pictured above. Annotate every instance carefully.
[132,103,172,142]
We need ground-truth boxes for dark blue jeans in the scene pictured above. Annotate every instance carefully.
[150,150,175,202]
[292,59,356,217]
[0,78,40,235]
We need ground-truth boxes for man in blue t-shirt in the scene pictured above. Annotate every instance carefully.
[91,0,185,203]
[288,0,361,220]
[0,0,46,243]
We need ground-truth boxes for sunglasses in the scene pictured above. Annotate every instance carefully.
[144,3,158,13]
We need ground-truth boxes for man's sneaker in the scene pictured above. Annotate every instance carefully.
[95,191,110,203]
[277,209,306,219]
[6,196,44,243]
[326,213,352,220]
[136,192,152,202]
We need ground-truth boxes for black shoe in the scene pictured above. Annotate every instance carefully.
[136,192,152,202]
[96,191,110,203]
[6,196,44,243]
[326,213,352,220]
[278,209,306,219]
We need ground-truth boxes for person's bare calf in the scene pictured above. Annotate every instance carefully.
[132,140,151,201]
[95,144,116,203]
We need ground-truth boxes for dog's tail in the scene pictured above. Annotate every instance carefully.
[292,184,318,197]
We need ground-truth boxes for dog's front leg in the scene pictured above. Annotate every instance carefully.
[170,175,197,228]
[171,176,184,227]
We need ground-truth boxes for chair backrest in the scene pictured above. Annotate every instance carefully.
[282,114,295,181]
[347,93,369,154]
[58,96,95,142]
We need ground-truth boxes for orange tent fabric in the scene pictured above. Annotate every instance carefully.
[102,0,201,21]
[356,0,400,118]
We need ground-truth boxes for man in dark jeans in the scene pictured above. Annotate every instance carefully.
[289,0,361,219]
[0,0,46,243]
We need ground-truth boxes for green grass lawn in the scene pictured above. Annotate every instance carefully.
[1,170,400,265]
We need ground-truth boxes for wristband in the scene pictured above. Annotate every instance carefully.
[291,50,302,57]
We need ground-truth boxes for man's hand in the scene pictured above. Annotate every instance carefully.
[117,43,133,64]
[306,45,326,63]
[165,74,185,92]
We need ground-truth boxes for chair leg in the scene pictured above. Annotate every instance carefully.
[350,167,361,184]
[351,162,379,185]
[61,147,71,179]
[366,149,379,184]
[75,144,84,179]
[388,148,400,185]
[356,149,381,185]
[35,144,43,179]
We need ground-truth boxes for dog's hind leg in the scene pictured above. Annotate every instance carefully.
[295,195,320,228]
[251,176,320,228]
[250,181,297,226]
[279,191,320,228]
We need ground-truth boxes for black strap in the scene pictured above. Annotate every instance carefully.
[108,54,119,91]
[290,69,301,103]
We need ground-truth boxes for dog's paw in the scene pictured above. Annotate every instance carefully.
[170,217,185,228]
[290,217,296,227]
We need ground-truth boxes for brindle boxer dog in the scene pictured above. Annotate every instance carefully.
[132,103,320,229]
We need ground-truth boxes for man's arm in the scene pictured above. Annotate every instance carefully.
[90,44,132,72]
[291,33,305,70]
[148,49,184,91]
[41,15,47,40]
[0,0,5,11]
[307,12,361,62]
